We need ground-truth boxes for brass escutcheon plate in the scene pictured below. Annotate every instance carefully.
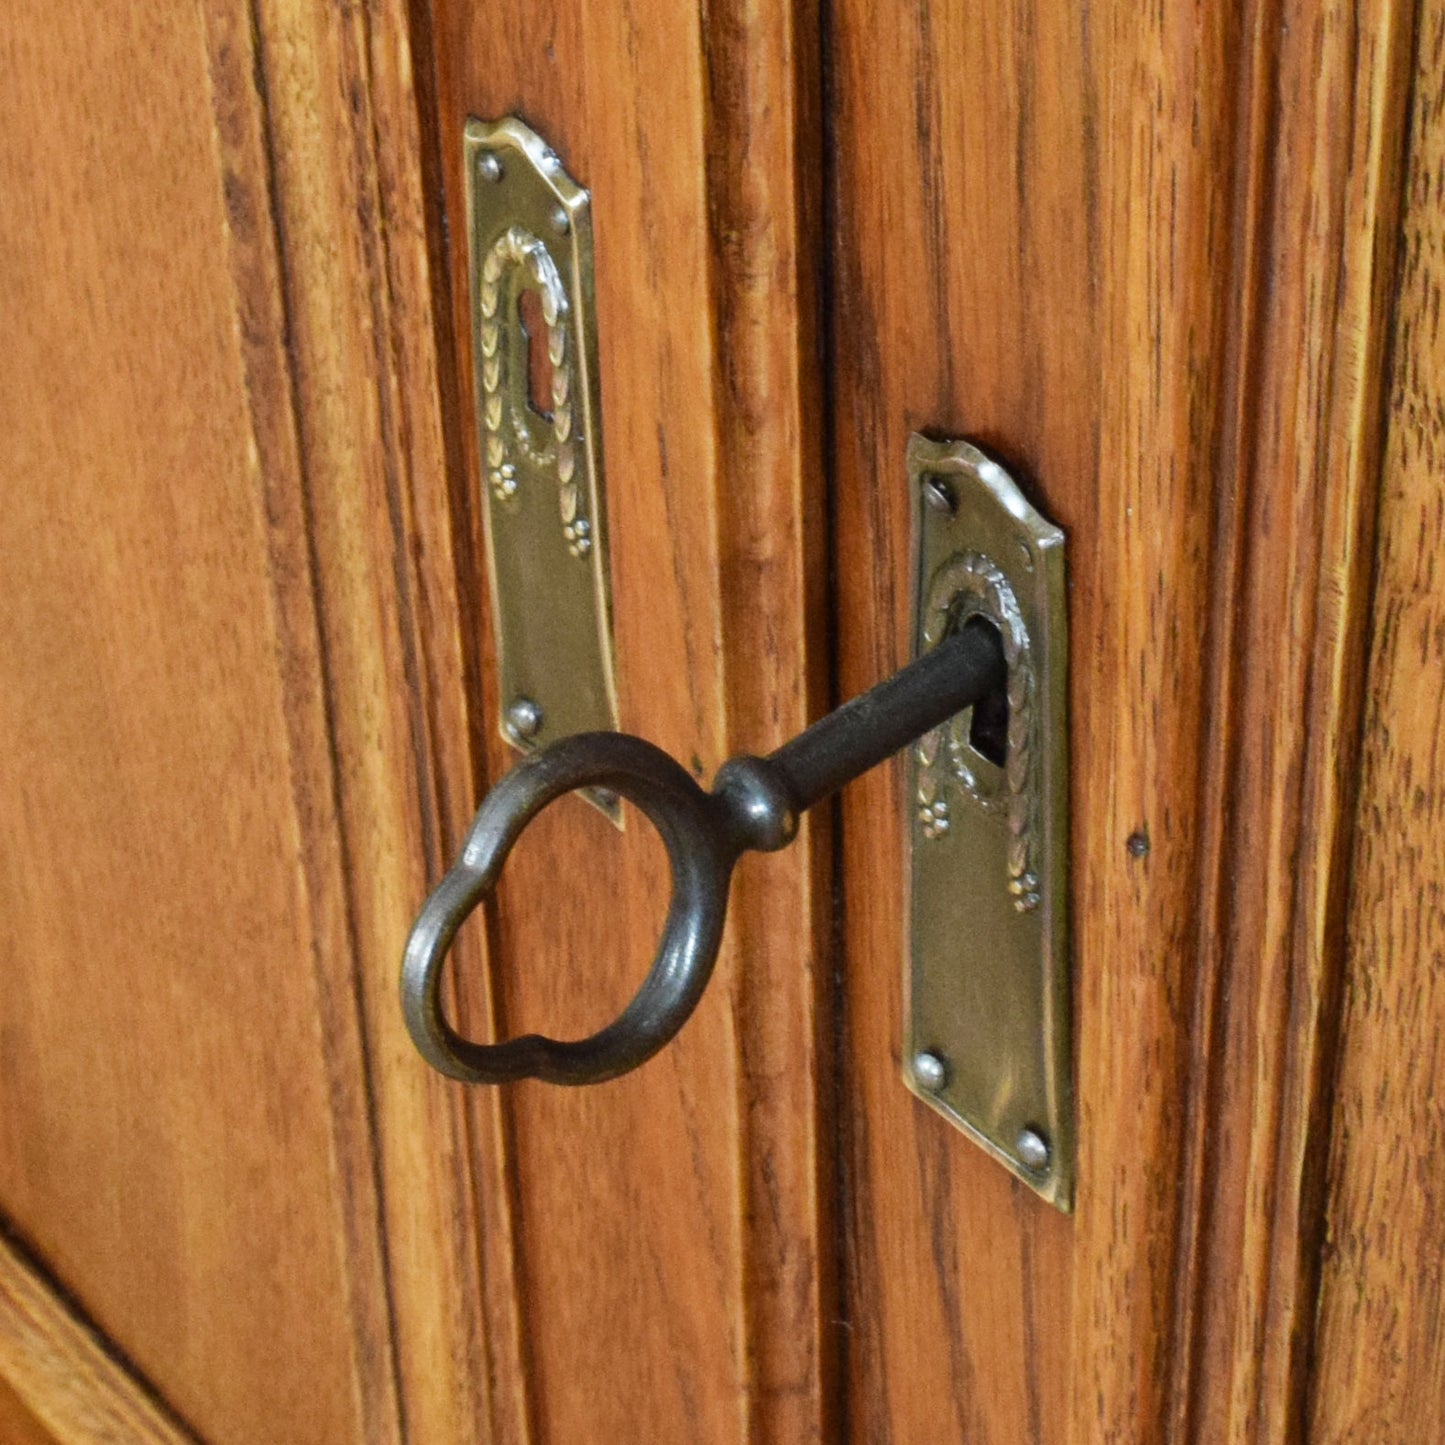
[905,434,1073,1210]
[465,117,620,822]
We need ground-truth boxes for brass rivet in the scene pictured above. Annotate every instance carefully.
[922,477,956,514]
[1016,1128,1051,1172]
[503,696,543,743]
[912,1050,948,1091]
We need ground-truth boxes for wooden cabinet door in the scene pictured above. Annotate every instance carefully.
[4,0,1445,1442]
[0,0,490,1439]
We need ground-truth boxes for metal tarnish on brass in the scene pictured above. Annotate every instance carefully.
[905,434,1073,1210]
[465,117,620,822]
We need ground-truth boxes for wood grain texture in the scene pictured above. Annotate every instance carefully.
[3,0,1428,1438]
[1174,0,1414,1438]
[829,6,1095,1437]
[207,0,509,1436]
[700,4,834,1437]
[827,1,1411,1440]
[0,1377,59,1445]
[1310,2,1445,1435]
[0,1231,192,1443]
[0,0,491,1438]
[419,0,831,1438]
[0,3,390,1436]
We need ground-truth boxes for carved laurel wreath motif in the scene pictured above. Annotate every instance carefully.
[477,224,592,558]
[916,552,1039,912]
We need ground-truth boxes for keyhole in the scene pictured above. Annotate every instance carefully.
[517,288,555,421]
[961,616,1009,766]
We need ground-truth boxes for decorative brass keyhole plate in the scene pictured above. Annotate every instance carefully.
[465,117,621,822]
[905,435,1074,1210]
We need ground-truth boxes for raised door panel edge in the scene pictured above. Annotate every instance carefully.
[199,0,507,1436]
[1310,0,1445,1435]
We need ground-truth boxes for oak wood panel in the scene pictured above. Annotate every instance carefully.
[828,3,1150,1437]
[827,1,1410,1440]
[421,1,830,1440]
[0,0,501,1438]
[1310,2,1445,1433]
[0,2,398,1437]
[0,1231,191,1443]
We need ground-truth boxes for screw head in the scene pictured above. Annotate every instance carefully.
[503,696,543,743]
[922,477,956,514]
[1015,1127,1051,1172]
[550,205,571,236]
[912,1050,948,1092]
[478,152,503,183]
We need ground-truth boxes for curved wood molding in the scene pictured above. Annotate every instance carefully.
[0,1231,194,1444]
